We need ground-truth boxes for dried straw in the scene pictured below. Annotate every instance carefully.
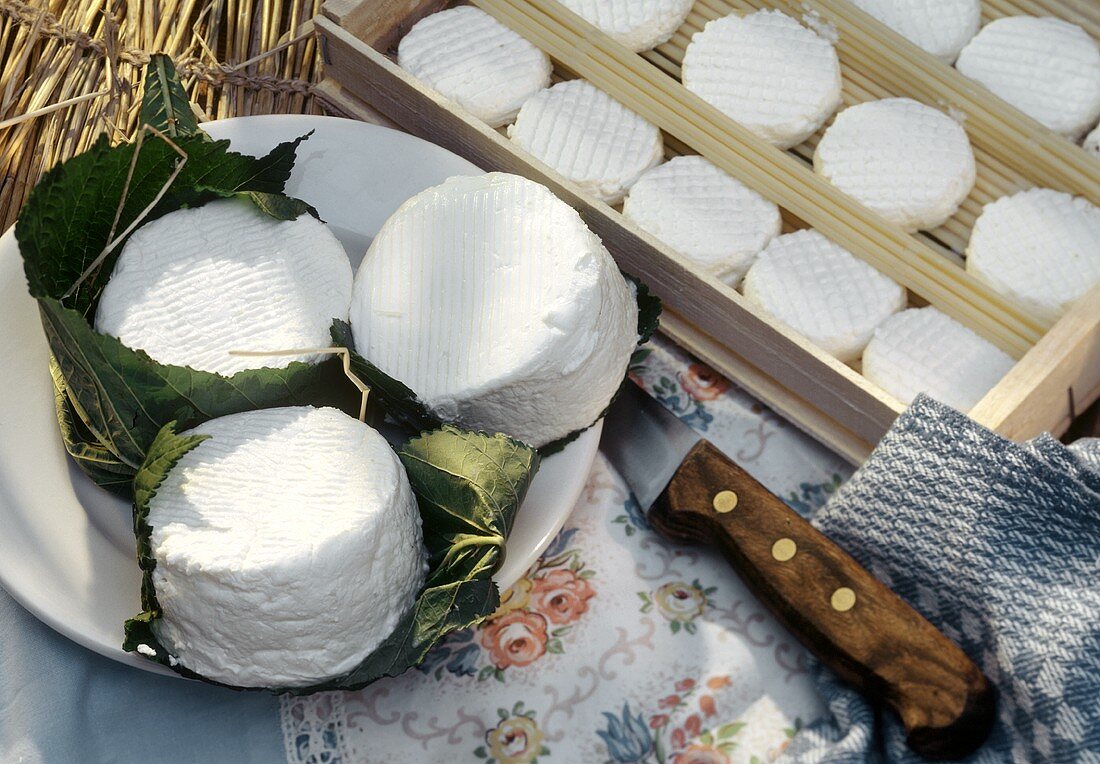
[0,0,332,230]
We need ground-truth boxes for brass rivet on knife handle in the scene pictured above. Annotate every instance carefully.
[649,439,996,759]
[771,538,796,561]
[831,587,857,612]
[712,490,738,513]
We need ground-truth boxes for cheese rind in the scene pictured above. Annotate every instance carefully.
[742,230,906,361]
[556,0,695,52]
[508,80,663,204]
[814,98,976,232]
[849,0,980,63]
[682,10,842,149]
[398,7,552,127]
[862,307,1014,411]
[95,198,353,376]
[966,188,1100,322]
[349,172,638,448]
[149,406,427,688]
[622,155,781,285]
[955,16,1100,138]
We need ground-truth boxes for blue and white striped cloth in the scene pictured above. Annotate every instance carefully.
[783,395,1100,763]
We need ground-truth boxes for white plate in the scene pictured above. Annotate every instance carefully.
[0,115,600,678]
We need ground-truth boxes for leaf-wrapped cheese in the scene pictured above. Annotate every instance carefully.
[124,414,539,693]
[16,128,347,492]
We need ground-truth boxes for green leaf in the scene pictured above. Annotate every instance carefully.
[39,298,343,484]
[124,425,539,694]
[16,131,312,316]
[247,191,319,221]
[716,722,746,740]
[50,357,133,496]
[123,421,207,654]
[331,320,436,431]
[139,54,199,138]
[626,273,661,347]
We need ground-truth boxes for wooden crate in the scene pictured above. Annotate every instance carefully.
[315,0,1100,463]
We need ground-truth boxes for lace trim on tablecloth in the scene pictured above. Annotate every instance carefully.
[281,693,349,764]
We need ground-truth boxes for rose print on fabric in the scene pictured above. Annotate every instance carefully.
[597,675,757,763]
[475,702,550,764]
[639,579,717,634]
[418,526,595,682]
[480,611,549,670]
[678,363,730,402]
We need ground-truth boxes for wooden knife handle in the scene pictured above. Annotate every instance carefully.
[649,440,995,760]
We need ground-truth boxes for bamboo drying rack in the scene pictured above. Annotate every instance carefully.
[320,0,1100,461]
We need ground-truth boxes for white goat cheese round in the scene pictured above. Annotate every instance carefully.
[682,10,842,149]
[849,0,980,63]
[95,198,353,376]
[955,17,1100,138]
[148,406,427,688]
[556,0,695,52]
[862,307,1014,411]
[398,7,552,127]
[508,79,664,204]
[622,155,781,286]
[814,98,976,232]
[350,172,638,448]
[743,230,906,362]
[966,188,1100,322]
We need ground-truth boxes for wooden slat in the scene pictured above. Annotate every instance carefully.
[971,283,1100,440]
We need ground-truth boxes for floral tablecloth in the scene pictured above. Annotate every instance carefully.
[282,335,853,764]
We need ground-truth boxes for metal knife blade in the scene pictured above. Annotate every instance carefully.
[602,382,701,511]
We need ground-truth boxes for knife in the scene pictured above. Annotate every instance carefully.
[603,383,995,760]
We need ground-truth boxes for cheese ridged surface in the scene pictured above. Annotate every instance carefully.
[556,0,695,52]
[95,198,352,376]
[742,230,906,361]
[849,0,980,63]
[398,7,552,127]
[350,173,638,448]
[813,98,976,232]
[966,188,1100,322]
[955,17,1100,138]
[622,155,781,285]
[149,406,426,688]
[508,80,663,204]
[862,307,1014,411]
[682,10,842,149]
[1085,124,1100,157]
